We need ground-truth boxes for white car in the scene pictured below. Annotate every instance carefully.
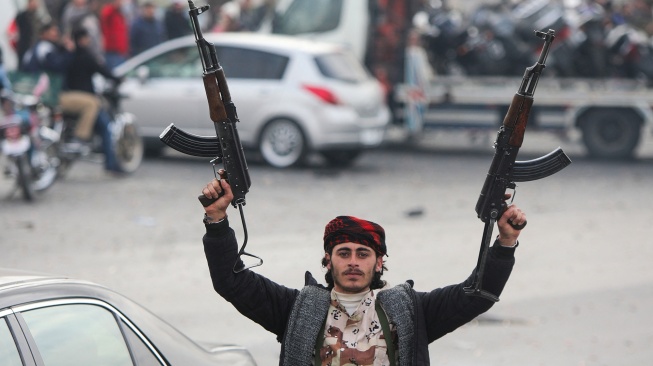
[114,32,390,168]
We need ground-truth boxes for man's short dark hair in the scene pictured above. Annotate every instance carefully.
[73,28,89,43]
[39,22,57,35]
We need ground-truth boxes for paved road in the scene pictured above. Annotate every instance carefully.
[2,130,653,365]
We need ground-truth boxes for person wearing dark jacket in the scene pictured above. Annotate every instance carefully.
[164,0,191,40]
[66,29,119,93]
[130,2,166,56]
[21,22,101,156]
[66,28,123,173]
[199,174,525,365]
[14,0,47,70]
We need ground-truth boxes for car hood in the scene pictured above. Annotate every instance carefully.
[196,341,257,365]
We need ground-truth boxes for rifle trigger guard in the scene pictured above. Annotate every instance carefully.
[210,156,223,178]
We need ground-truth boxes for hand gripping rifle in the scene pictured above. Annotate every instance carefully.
[463,29,571,302]
[159,0,260,273]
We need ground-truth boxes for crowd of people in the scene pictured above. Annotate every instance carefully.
[10,0,195,70]
[0,0,274,176]
[412,0,653,79]
[7,0,274,71]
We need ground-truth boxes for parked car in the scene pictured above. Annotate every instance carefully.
[0,268,257,365]
[113,32,390,168]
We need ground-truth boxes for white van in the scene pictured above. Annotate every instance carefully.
[259,0,370,60]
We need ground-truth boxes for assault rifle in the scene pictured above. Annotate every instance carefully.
[159,0,259,273]
[463,29,571,302]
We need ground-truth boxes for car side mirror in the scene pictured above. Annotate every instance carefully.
[136,65,150,84]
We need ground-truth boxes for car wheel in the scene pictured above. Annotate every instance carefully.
[321,150,362,167]
[580,109,641,159]
[259,118,306,168]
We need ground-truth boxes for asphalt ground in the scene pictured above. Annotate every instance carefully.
[2,128,653,365]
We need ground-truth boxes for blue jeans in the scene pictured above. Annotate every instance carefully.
[104,52,126,71]
[94,109,121,172]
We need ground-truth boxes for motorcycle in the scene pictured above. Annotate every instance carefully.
[604,23,653,83]
[54,79,143,176]
[0,90,60,201]
[460,4,534,77]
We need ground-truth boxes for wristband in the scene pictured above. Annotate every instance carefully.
[203,213,226,225]
[496,235,519,248]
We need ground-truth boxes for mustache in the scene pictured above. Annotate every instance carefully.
[343,269,364,275]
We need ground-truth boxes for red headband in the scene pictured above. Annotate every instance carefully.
[323,216,387,256]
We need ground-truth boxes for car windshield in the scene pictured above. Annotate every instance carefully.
[314,52,369,83]
[128,46,201,78]
[215,46,288,79]
[272,0,343,35]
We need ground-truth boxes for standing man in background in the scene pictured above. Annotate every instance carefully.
[165,0,192,40]
[100,0,129,69]
[60,0,105,64]
[130,1,166,56]
[14,0,48,70]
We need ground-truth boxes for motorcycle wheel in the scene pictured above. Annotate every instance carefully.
[113,115,143,173]
[30,142,59,192]
[15,154,36,201]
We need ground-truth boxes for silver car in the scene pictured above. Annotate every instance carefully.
[114,32,390,168]
[0,268,257,365]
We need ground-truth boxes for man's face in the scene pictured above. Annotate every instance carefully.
[42,26,59,42]
[143,5,155,18]
[325,242,383,294]
[78,35,91,48]
[28,0,39,11]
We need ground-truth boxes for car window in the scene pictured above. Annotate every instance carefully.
[21,304,133,366]
[216,46,288,80]
[121,320,162,366]
[0,318,22,366]
[129,46,201,79]
[314,52,369,83]
[272,0,343,35]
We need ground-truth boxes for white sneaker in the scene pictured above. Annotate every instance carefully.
[62,138,91,155]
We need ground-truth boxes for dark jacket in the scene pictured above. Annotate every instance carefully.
[130,16,166,56]
[20,40,72,75]
[66,46,118,93]
[15,9,43,69]
[164,7,191,40]
[203,219,515,365]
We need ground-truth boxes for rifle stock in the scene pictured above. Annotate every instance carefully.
[465,29,571,302]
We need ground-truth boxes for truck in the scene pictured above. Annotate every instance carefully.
[261,0,653,159]
[397,75,652,159]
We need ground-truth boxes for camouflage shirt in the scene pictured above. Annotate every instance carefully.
[317,290,396,366]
